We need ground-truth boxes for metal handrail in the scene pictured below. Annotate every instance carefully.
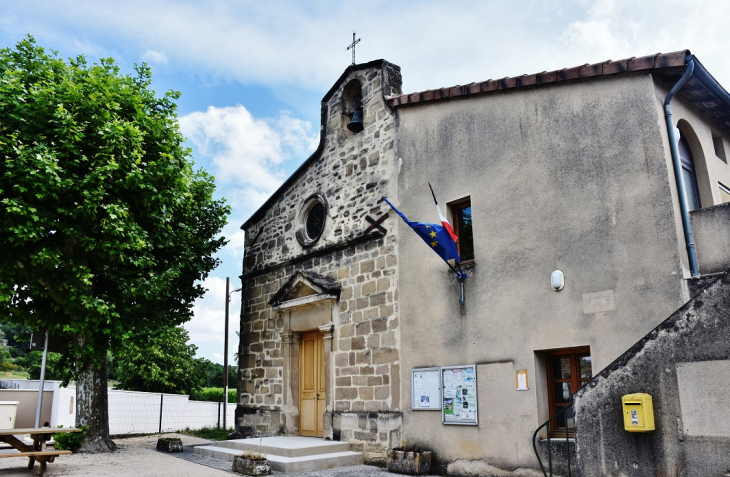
[532,401,575,477]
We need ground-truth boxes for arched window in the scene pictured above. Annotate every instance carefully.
[678,133,701,211]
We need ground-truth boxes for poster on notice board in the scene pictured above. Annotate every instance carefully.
[442,365,478,425]
[412,367,441,410]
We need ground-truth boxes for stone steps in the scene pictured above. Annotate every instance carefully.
[193,436,363,473]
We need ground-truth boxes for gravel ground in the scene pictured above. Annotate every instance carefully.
[0,433,424,477]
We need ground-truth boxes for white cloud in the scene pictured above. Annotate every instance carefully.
[179,105,318,193]
[225,229,247,259]
[5,1,730,94]
[142,49,168,65]
[186,274,242,364]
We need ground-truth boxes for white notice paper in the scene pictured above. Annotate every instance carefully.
[517,372,527,390]
[443,371,454,389]
[427,372,438,384]
[453,370,462,386]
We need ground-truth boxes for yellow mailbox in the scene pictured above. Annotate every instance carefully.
[622,393,655,432]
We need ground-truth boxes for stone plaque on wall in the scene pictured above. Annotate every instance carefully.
[676,360,730,437]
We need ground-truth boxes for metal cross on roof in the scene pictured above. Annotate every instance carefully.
[346,32,361,66]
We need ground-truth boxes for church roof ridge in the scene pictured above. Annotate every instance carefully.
[389,50,690,106]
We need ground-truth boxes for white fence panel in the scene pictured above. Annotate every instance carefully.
[108,390,165,434]
[1,380,237,435]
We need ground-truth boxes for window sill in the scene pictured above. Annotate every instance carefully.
[538,437,575,444]
[458,260,476,269]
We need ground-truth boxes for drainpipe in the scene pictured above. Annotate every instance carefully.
[664,56,699,277]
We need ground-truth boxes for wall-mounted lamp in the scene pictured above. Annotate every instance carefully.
[551,270,564,292]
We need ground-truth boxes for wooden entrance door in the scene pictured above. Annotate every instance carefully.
[299,330,325,437]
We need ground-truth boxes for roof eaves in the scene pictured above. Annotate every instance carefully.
[389,50,690,108]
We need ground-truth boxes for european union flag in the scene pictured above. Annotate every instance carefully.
[382,197,460,264]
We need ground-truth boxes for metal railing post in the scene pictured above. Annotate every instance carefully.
[565,408,571,477]
[547,422,552,475]
[532,402,577,477]
[159,394,164,433]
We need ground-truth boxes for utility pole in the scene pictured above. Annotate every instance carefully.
[34,331,49,428]
[224,277,242,431]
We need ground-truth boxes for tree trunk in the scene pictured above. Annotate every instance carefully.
[76,356,116,452]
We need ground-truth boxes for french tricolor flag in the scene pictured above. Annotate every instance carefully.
[430,183,458,244]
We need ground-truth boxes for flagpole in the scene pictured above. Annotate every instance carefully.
[383,188,466,313]
[428,183,466,314]
[428,182,438,206]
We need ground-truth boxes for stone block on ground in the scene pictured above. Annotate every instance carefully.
[233,455,272,475]
[156,437,183,453]
[386,449,431,475]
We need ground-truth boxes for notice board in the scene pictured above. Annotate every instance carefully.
[441,365,478,425]
[412,367,441,410]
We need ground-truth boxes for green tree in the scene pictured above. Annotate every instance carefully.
[26,351,65,380]
[0,327,12,369]
[114,326,206,395]
[198,358,238,388]
[0,322,31,360]
[0,38,229,451]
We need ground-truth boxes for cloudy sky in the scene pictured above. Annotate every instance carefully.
[2,0,728,364]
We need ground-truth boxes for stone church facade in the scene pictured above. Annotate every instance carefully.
[236,51,730,473]
[236,60,405,460]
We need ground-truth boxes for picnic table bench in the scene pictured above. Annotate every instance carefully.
[0,427,82,476]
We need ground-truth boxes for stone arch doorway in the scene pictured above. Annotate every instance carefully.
[270,272,340,438]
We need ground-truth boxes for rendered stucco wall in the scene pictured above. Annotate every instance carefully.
[690,202,730,274]
[394,73,689,472]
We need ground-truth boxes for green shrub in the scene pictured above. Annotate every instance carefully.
[179,426,233,440]
[190,387,236,403]
[53,425,88,451]
[0,362,20,372]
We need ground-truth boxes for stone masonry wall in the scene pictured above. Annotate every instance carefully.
[236,61,404,462]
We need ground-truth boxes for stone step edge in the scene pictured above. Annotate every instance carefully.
[193,445,363,471]
[209,439,352,457]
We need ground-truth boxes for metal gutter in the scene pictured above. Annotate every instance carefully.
[664,55,699,277]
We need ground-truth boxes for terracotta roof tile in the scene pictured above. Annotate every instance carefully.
[603,60,628,75]
[536,71,557,84]
[628,54,657,71]
[557,67,580,81]
[389,51,691,107]
[481,80,498,92]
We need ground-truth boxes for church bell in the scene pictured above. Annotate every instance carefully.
[347,108,364,133]
[347,94,364,133]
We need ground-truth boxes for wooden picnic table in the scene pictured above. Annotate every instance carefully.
[0,427,82,476]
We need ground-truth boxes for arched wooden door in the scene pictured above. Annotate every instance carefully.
[299,330,325,437]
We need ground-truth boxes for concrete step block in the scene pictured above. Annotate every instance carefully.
[211,436,352,457]
[192,445,364,473]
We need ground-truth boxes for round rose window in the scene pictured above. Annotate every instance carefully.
[305,202,326,241]
[295,195,328,248]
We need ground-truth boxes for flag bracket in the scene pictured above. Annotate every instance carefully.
[448,264,467,315]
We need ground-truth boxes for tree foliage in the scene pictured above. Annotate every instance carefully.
[114,326,206,395]
[0,322,31,360]
[190,387,237,403]
[0,37,229,449]
[199,358,237,388]
[26,351,65,380]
